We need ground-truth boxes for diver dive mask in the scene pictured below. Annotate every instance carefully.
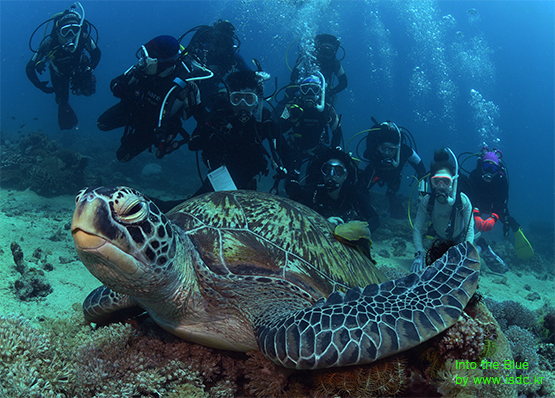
[229,91,259,107]
[60,24,81,38]
[378,143,398,157]
[300,83,321,97]
[431,173,453,190]
[321,162,347,177]
[322,161,347,191]
[483,161,499,174]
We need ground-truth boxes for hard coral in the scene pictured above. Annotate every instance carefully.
[437,314,485,362]
[484,298,539,333]
[504,325,539,372]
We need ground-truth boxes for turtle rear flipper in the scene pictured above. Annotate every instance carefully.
[255,241,480,370]
[83,286,143,325]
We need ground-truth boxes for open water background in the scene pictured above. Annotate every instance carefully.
[1,0,553,240]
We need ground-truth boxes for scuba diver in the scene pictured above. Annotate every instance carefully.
[180,19,252,108]
[97,35,211,162]
[26,2,100,130]
[411,148,475,273]
[187,69,285,198]
[279,72,343,195]
[360,119,427,219]
[285,33,348,104]
[459,146,533,261]
[182,19,251,77]
[287,147,380,233]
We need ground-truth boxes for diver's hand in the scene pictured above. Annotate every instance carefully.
[481,213,499,232]
[35,62,47,75]
[36,81,54,94]
[327,217,344,226]
[411,251,424,273]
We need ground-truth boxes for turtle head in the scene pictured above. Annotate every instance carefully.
[72,187,177,296]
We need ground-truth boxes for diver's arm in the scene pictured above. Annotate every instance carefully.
[407,148,427,179]
[109,73,134,99]
[329,107,342,148]
[461,193,475,243]
[330,63,348,95]
[356,189,380,233]
[81,33,101,69]
[88,45,101,70]
[26,57,43,88]
[496,177,510,221]
[262,110,286,170]
[412,195,431,253]
[233,53,253,71]
[26,41,49,88]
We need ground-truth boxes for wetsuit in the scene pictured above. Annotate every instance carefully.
[413,192,475,254]
[97,63,200,162]
[279,98,343,173]
[189,104,279,196]
[26,31,100,129]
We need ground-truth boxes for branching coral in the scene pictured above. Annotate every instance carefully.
[0,314,78,397]
[437,314,485,362]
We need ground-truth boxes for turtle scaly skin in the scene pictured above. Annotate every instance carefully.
[72,187,480,370]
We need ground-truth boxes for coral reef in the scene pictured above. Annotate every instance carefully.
[0,131,89,197]
[539,305,555,343]
[484,298,540,333]
[0,301,523,397]
[420,301,517,398]
[504,325,539,372]
[312,356,408,397]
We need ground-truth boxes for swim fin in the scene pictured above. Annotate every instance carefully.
[514,227,534,260]
[58,102,78,130]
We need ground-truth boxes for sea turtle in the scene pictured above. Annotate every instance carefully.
[71,187,480,370]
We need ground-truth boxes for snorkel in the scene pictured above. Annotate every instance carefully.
[315,70,326,112]
[59,2,85,53]
[379,122,401,169]
[434,147,458,206]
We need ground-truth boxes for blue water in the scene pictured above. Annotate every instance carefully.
[1,0,554,227]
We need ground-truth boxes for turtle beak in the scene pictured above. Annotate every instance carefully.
[71,191,143,277]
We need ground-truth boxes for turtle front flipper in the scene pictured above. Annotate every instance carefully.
[255,241,480,370]
[83,286,143,325]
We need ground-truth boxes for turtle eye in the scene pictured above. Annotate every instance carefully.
[113,197,148,224]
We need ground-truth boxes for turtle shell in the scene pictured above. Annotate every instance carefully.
[167,190,387,301]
